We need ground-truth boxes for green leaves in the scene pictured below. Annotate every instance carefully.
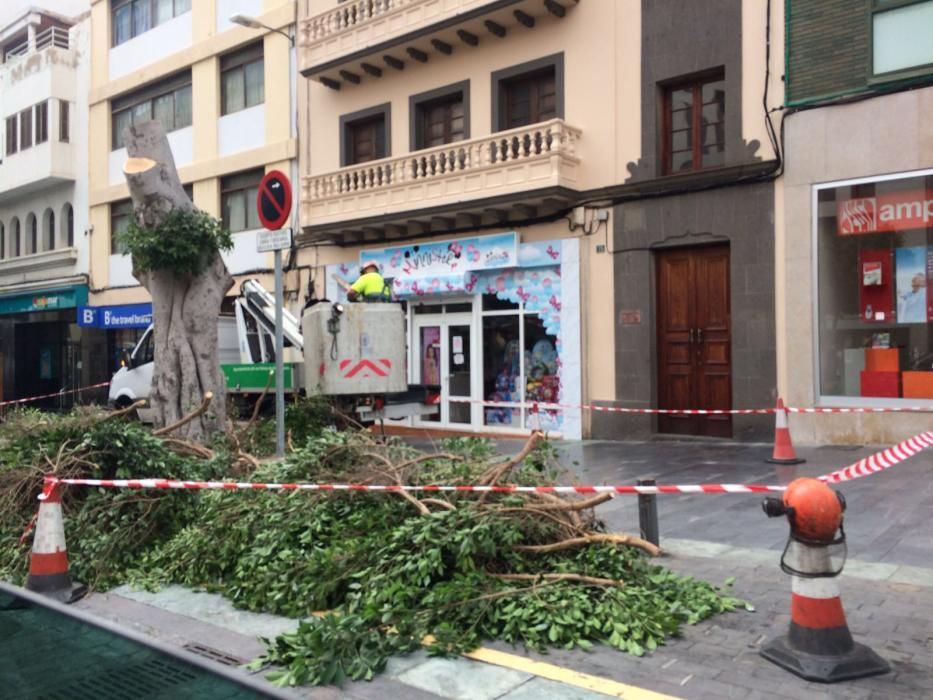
[118,208,233,276]
[256,614,414,687]
[0,411,747,690]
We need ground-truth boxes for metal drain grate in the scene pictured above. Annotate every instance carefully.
[42,657,199,700]
[183,642,247,667]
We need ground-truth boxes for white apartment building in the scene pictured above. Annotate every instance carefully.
[0,1,92,408]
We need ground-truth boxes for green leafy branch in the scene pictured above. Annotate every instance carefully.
[118,208,233,276]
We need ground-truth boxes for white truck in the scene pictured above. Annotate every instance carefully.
[108,280,303,420]
[109,280,438,422]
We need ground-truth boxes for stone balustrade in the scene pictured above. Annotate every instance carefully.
[304,119,581,210]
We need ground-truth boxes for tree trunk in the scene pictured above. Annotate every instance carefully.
[122,121,233,441]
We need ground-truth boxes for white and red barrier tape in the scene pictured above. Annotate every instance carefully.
[818,430,933,484]
[0,382,110,408]
[43,477,786,496]
[38,431,933,499]
[449,397,933,415]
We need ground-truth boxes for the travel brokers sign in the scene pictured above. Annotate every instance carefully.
[77,303,153,329]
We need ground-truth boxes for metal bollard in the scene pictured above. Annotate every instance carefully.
[637,478,660,547]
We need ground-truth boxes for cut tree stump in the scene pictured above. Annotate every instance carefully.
[122,120,233,441]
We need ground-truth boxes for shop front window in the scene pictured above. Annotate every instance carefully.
[482,296,560,429]
[483,314,522,427]
[817,172,933,401]
[524,314,559,425]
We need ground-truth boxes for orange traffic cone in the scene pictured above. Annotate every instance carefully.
[24,480,86,604]
[766,398,805,465]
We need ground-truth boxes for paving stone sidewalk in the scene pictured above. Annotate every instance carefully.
[487,546,933,700]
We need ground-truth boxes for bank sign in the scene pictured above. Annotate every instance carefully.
[77,303,153,329]
[838,190,933,235]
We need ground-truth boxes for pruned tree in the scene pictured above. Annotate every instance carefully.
[121,120,234,441]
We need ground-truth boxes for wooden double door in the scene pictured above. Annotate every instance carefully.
[656,245,732,438]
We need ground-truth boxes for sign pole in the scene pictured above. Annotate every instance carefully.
[255,169,293,458]
[274,248,285,457]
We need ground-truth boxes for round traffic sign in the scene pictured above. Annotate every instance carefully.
[256,170,293,230]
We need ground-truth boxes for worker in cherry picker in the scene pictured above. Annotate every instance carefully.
[346,261,391,302]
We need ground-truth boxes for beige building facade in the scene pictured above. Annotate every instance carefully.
[84,0,298,388]
[295,0,781,439]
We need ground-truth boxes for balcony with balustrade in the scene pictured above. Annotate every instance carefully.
[300,118,581,244]
[299,0,578,89]
[3,25,70,62]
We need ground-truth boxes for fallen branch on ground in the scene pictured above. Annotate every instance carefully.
[489,572,625,587]
[514,533,661,557]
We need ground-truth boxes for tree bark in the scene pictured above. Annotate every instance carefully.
[122,121,233,441]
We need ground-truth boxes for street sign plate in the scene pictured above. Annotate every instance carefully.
[257,227,293,252]
[256,170,292,230]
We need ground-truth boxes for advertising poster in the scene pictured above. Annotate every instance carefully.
[895,246,928,324]
[858,250,893,323]
[420,327,440,385]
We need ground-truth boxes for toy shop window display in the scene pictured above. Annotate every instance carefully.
[523,314,560,427]
[482,307,560,429]
[483,314,522,427]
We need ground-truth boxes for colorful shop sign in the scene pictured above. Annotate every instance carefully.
[77,303,153,329]
[0,286,88,315]
[837,189,933,235]
[360,232,518,277]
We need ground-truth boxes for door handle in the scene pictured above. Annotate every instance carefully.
[688,328,695,344]
[696,328,704,344]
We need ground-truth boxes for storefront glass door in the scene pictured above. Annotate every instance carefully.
[414,311,474,426]
[447,322,472,424]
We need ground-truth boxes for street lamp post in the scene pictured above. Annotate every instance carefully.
[229,14,295,46]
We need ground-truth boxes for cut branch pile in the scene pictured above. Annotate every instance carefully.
[0,405,745,690]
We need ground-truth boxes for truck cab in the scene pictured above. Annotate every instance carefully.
[108,317,240,420]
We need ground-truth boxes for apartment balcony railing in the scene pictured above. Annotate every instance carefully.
[4,26,70,61]
[305,0,422,42]
[302,118,581,233]
[299,0,577,86]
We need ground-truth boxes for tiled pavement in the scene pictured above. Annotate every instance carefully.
[72,438,933,699]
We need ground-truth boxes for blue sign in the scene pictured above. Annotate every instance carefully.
[78,303,153,329]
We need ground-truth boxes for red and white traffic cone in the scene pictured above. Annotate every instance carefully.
[766,398,804,465]
[24,480,86,604]
[761,552,889,682]
[761,479,888,682]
